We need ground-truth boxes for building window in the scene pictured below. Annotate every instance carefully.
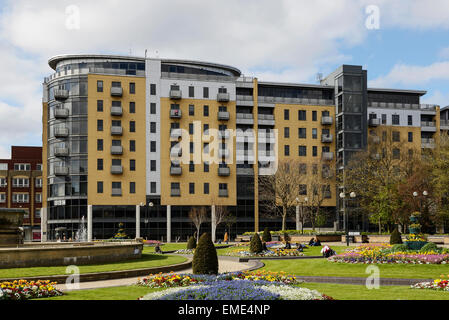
[150,103,156,114]
[298,110,306,121]
[189,161,195,172]
[0,163,7,170]
[190,142,194,154]
[130,121,136,133]
[189,86,194,98]
[12,178,29,188]
[97,119,103,131]
[189,104,195,116]
[97,159,103,171]
[130,182,136,194]
[312,146,317,157]
[204,183,210,194]
[408,115,413,126]
[150,182,156,193]
[284,109,289,120]
[150,141,156,152]
[130,140,136,152]
[203,105,209,117]
[14,163,30,171]
[312,164,318,175]
[219,183,228,197]
[171,183,180,196]
[312,111,317,121]
[97,100,103,112]
[382,131,387,141]
[284,127,290,138]
[299,164,307,175]
[298,128,306,139]
[189,183,195,194]
[204,161,209,172]
[97,181,103,193]
[189,123,194,135]
[203,124,209,134]
[112,81,121,88]
[393,148,401,159]
[35,178,43,188]
[203,87,209,98]
[299,146,307,157]
[150,84,156,95]
[392,114,400,125]
[112,182,122,195]
[299,185,307,195]
[284,145,290,156]
[97,80,103,92]
[382,114,387,125]
[12,193,29,203]
[36,164,43,171]
[130,102,135,113]
[150,160,156,172]
[392,131,400,142]
[130,82,135,94]
[130,159,136,171]
[408,132,413,142]
[150,122,156,133]
[312,128,317,139]
[97,139,103,151]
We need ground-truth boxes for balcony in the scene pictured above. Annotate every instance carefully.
[170,128,182,138]
[322,152,334,161]
[369,118,381,127]
[54,89,69,101]
[112,188,122,196]
[110,87,123,97]
[218,130,231,139]
[258,132,276,144]
[218,167,230,176]
[54,147,69,157]
[54,108,69,119]
[441,120,449,130]
[321,134,333,143]
[171,188,181,197]
[54,167,69,176]
[218,149,230,158]
[321,116,333,125]
[111,126,123,136]
[169,89,182,100]
[111,106,123,116]
[110,146,123,155]
[219,189,229,197]
[258,114,275,126]
[111,165,123,174]
[421,121,437,132]
[217,92,230,102]
[170,147,182,157]
[170,109,182,119]
[236,113,254,125]
[237,167,254,175]
[322,170,333,179]
[170,166,182,175]
[218,111,230,121]
[54,127,69,138]
[422,138,435,149]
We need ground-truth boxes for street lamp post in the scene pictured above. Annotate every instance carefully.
[340,191,356,246]
[296,197,308,232]
[413,191,428,214]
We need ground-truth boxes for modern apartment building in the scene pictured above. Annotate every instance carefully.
[0,146,43,241]
[41,55,441,241]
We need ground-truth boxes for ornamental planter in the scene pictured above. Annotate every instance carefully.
[410,216,418,223]
[409,227,420,234]
[405,241,427,251]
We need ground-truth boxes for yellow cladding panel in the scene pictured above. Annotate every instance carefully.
[87,74,146,205]
[160,97,237,206]
[368,126,422,152]
[274,104,337,207]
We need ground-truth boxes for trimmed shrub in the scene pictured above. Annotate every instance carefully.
[390,227,403,245]
[262,227,272,242]
[249,233,263,254]
[420,242,438,253]
[391,244,408,252]
[192,233,219,275]
[187,236,197,250]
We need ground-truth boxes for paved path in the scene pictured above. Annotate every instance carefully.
[56,256,260,292]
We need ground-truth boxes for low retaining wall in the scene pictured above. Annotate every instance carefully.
[0,258,192,284]
[0,242,143,269]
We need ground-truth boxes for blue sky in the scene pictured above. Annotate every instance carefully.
[0,0,448,158]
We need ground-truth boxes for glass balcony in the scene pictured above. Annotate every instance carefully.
[110,87,123,97]
[54,108,69,119]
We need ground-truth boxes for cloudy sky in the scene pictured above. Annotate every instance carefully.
[0,0,449,158]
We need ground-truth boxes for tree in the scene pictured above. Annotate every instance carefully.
[249,232,263,253]
[188,207,207,243]
[259,159,304,231]
[211,204,230,243]
[262,227,272,242]
[223,212,237,240]
[192,233,218,275]
[187,236,197,249]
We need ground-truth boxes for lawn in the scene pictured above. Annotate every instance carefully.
[145,243,231,253]
[40,285,162,300]
[215,245,352,257]
[0,253,187,279]
[261,259,447,279]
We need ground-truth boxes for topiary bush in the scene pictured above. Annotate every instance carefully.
[187,236,197,250]
[192,233,218,275]
[390,227,403,245]
[262,227,272,242]
[249,233,263,254]
[391,244,408,252]
[420,242,438,253]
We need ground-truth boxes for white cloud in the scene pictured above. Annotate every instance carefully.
[421,90,449,108]
[438,47,449,59]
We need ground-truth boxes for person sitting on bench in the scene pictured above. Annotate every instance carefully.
[155,244,162,254]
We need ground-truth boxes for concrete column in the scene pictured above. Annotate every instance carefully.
[166,205,171,243]
[87,205,93,242]
[41,207,47,242]
[136,205,141,239]
[211,205,216,243]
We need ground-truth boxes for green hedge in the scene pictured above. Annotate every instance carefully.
[242,230,345,236]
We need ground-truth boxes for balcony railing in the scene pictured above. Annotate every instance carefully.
[112,188,122,196]
[171,189,181,197]
[258,114,275,126]
[368,102,439,111]
[170,128,182,138]
[169,90,182,99]
[217,92,230,102]
[54,108,69,119]
[321,134,333,143]
[218,111,230,121]
[110,87,123,97]
[322,152,334,161]
[54,147,69,157]
[54,127,69,137]
[422,138,436,149]
[321,116,333,125]
[111,126,123,136]
[111,106,123,116]
[111,165,123,174]
[54,89,69,100]
[110,146,123,155]
[54,167,69,176]
[236,113,254,125]
[441,120,449,129]
[170,166,182,175]
[369,118,381,127]
[170,109,182,119]
[257,96,334,106]
[218,167,230,176]
[219,189,229,197]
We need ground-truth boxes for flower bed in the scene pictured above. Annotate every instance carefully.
[329,244,449,264]
[227,248,304,257]
[143,240,161,246]
[139,280,332,300]
[412,278,449,291]
[137,271,302,288]
[0,280,63,300]
[174,249,195,254]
